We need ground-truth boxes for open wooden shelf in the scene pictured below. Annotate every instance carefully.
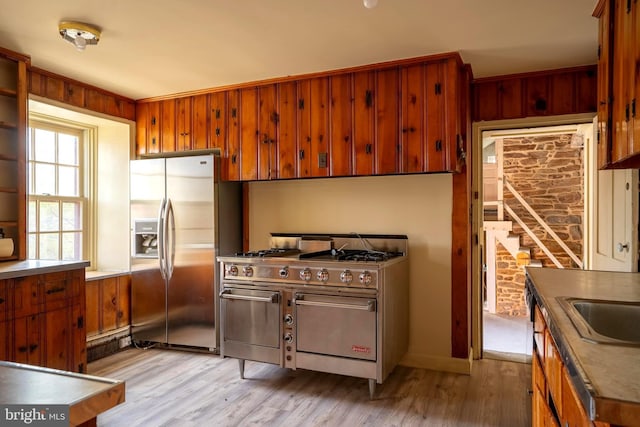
[0,121,17,130]
[0,255,17,261]
[0,87,17,98]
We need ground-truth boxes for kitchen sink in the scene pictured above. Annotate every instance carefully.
[557,297,640,346]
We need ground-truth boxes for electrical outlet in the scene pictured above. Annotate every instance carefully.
[119,336,132,348]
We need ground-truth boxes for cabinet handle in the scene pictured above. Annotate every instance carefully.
[632,99,636,118]
[435,140,443,151]
[151,116,156,126]
[77,316,84,328]
[298,99,305,110]
[151,137,157,146]
[299,149,305,160]
[18,346,27,353]
[0,298,4,304]
[29,344,38,352]
[215,127,221,136]
[46,287,66,295]
[365,90,373,108]
[435,83,442,95]
[215,109,221,119]
[231,108,237,118]
[626,103,630,121]
[231,154,237,164]
[365,144,372,154]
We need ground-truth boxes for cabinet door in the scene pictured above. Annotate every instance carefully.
[135,103,148,157]
[612,0,632,162]
[43,306,72,371]
[13,313,43,367]
[191,94,208,150]
[560,367,591,427]
[425,62,447,171]
[401,64,425,173]
[86,279,100,337]
[596,0,613,168]
[297,79,312,177]
[71,301,86,373]
[102,277,118,332]
[375,68,399,175]
[176,97,192,151]
[353,71,375,175]
[278,82,298,179]
[631,0,640,156]
[544,329,563,419]
[161,99,177,153]
[239,87,259,181]
[147,101,161,155]
[117,274,131,328]
[210,92,227,152]
[226,90,241,181]
[0,319,9,361]
[329,74,353,177]
[310,77,330,177]
[258,84,278,180]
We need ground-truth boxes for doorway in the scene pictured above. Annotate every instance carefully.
[471,114,597,362]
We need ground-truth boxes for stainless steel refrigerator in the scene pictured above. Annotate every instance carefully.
[130,152,241,351]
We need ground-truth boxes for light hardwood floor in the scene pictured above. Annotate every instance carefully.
[88,348,531,427]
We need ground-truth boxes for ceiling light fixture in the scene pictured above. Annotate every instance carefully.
[363,0,378,8]
[58,21,101,51]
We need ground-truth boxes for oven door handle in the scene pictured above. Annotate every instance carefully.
[294,297,376,312]
[220,290,279,303]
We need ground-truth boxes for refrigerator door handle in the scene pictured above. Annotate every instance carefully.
[158,198,167,280]
[166,198,176,280]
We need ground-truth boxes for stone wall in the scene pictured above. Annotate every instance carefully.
[495,133,584,316]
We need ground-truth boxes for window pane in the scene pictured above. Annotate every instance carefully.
[28,234,36,259]
[62,232,81,260]
[39,233,59,260]
[62,202,82,231]
[39,201,59,231]
[59,166,79,197]
[28,200,37,231]
[58,134,79,165]
[34,129,56,162]
[34,163,56,195]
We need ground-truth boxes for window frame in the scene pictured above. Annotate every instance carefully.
[27,116,95,263]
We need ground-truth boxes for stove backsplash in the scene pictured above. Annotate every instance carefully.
[270,233,408,256]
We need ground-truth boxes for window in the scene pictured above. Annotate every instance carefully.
[27,121,88,261]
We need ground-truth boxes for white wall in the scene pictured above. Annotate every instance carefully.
[249,173,455,367]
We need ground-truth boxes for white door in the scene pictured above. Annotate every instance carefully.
[592,168,638,271]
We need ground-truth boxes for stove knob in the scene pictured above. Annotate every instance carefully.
[279,267,289,279]
[359,271,373,286]
[317,269,330,282]
[284,314,294,325]
[242,266,254,277]
[299,268,312,281]
[284,333,294,343]
[227,265,239,277]
[340,270,353,284]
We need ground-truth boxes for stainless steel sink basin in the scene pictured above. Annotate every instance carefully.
[557,297,640,346]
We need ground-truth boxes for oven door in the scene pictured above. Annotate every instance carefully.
[220,287,281,364]
[294,293,377,361]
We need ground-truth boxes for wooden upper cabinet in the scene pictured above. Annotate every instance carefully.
[239,87,259,181]
[161,99,177,153]
[176,97,192,151]
[135,102,148,157]
[329,74,353,177]
[595,0,613,169]
[297,79,312,178]
[258,84,278,180]
[147,102,161,155]
[310,77,330,177]
[353,70,375,176]
[425,61,447,172]
[375,68,400,175]
[191,94,208,150]
[401,64,426,173]
[210,91,227,152]
[277,82,298,179]
[226,90,241,181]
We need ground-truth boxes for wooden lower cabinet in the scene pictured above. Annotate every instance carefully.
[85,274,130,338]
[0,268,86,373]
[532,307,610,427]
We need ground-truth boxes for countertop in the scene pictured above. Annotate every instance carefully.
[0,361,124,426]
[0,260,90,280]
[525,267,640,425]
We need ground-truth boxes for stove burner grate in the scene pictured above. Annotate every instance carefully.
[235,248,301,258]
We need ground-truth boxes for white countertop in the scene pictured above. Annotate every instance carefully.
[0,259,90,280]
[526,267,640,425]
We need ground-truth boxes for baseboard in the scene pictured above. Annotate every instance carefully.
[87,326,131,362]
[400,351,473,375]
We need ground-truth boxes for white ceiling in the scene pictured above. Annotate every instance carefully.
[0,0,599,101]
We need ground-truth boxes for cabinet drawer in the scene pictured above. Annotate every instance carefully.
[533,351,546,396]
[534,305,546,362]
[41,271,78,309]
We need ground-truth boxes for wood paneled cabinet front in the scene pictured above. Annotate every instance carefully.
[133,53,467,178]
[594,0,640,168]
[0,269,87,373]
[86,275,130,338]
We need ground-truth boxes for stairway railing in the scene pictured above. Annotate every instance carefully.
[503,177,583,269]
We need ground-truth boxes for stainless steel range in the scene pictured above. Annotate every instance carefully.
[217,233,409,398]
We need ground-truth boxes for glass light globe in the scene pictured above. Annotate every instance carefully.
[363,0,378,8]
[74,34,87,51]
